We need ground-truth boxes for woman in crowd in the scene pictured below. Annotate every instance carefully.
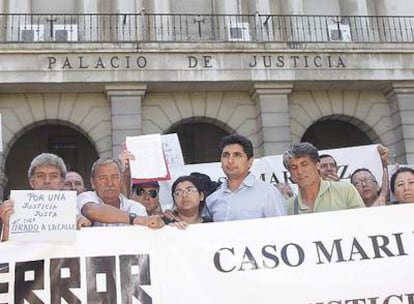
[166,175,212,226]
[390,167,414,204]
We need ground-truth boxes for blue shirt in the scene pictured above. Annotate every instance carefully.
[206,172,287,221]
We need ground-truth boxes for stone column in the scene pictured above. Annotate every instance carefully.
[250,82,293,157]
[373,0,390,15]
[214,0,239,13]
[279,0,303,42]
[152,0,171,40]
[7,0,31,12]
[114,0,135,12]
[80,0,98,13]
[105,84,147,158]
[113,0,138,41]
[339,0,368,15]
[255,0,271,14]
[279,0,302,14]
[383,81,414,164]
[253,0,271,41]
[153,0,170,12]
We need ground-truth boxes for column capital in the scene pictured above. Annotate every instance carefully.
[249,82,293,99]
[105,84,147,98]
[383,81,414,98]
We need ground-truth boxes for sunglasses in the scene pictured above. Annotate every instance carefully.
[135,188,158,198]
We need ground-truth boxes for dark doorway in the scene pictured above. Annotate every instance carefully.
[5,124,98,197]
[168,122,229,164]
[302,120,373,149]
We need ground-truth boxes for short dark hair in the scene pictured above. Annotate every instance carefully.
[190,172,220,197]
[219,134,253,159]
[390,167,414,194]
[283,142,320,169]
[319,154,337,167]
[350,168,376,185]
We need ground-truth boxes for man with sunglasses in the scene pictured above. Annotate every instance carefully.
[131,181,162,215]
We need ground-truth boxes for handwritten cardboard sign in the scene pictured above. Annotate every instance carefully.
[9,190,77,243]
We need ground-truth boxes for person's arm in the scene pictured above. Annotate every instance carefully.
[347,185,366,209]
[161,209,188,230]
[372,144,390,206]
[0,200,14,242]
[119,150,134,198]
[81,202,164,228]
[76,214,92,229]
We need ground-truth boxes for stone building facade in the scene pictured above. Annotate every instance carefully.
[0,0,413,197]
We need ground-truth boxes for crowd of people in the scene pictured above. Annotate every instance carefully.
[0,134,413,241]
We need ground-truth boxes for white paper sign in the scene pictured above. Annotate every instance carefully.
[9,190,77,243]
[161,133,185,169]
[126,134,169,179]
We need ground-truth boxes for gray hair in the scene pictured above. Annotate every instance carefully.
[283,142,320,169]
[90,158,122,177]
[28,153,67,179]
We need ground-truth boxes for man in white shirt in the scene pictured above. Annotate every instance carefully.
[78,158,164,228]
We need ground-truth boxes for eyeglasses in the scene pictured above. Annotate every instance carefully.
[353,178,377,187]
[136,188,158,198]
[173,186,199,197]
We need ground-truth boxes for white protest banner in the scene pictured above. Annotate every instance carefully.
[0,204,413,303]
[8,190,77,243]
[161,133,185,169]
[126,134,169,180]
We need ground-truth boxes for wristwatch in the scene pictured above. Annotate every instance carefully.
[129,213,137,225]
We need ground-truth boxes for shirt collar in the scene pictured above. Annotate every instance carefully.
[297,178,330,211]
[222,172,255,192]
